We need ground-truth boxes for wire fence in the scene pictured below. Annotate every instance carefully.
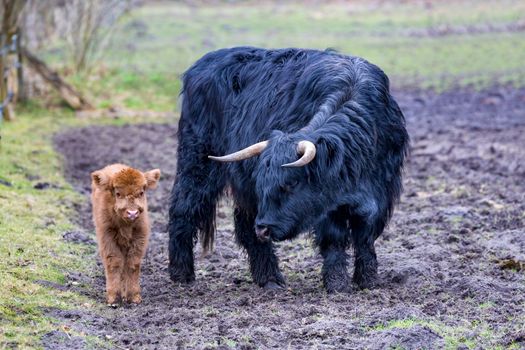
[0,31,22,122]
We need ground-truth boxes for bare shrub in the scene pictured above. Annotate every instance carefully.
[22,0,135,72]
[55,0,133,73]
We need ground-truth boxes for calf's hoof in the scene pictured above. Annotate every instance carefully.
[106,293,121,306]
[127,293,142,304]
[106,297,121,308]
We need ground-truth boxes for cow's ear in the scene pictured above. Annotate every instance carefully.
[145,169,161,190]
[314,135,344,175]
[91,170,110,190]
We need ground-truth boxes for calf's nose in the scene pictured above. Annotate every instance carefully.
[126,210,139,220]
[255,225,271,242]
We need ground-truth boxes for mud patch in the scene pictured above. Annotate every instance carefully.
[50,85,525,349]
[62,230,96,245]
[41,330,87,350]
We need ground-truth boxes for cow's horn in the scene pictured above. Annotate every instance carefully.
[208,141,269,162]
[282,140,316,167]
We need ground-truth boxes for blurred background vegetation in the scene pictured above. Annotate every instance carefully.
[19,0,525,112]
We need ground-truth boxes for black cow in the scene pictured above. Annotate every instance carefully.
[168,47,409,292]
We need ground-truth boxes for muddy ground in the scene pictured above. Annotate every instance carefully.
[49,85,525,349]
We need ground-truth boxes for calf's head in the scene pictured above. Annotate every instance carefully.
[91,166,161,223]
[210,131,344,241]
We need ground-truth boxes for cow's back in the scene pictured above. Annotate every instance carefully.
[181,47,384,149]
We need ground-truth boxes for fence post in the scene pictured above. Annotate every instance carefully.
[0,0,27,122]
[0,32,15,122]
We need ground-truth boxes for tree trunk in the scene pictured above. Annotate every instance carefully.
[0,0,29,121]
[21,47,93,110]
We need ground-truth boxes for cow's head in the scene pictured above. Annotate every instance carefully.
[91,166,161,223]
[209,131,345,241]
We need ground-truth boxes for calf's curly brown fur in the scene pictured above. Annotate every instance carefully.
[91,164,160,305]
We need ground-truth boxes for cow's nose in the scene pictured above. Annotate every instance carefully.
[127,210,139,219]
[255,225,271,242]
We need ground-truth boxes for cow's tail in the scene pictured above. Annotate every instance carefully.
[198,201,217,256]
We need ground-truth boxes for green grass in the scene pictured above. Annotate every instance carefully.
[369,316,515,350]
[0,106,87,348]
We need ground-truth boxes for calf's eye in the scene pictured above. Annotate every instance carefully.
[115,192,121,198]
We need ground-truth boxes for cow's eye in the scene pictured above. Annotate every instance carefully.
[115,192,121,198]
[280,180,298,193]
[286,180,299,189]
[139,191,144,197]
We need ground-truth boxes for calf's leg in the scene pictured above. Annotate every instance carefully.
[99,236,125,305]
[123,258,142,304]
[123,239,147,304]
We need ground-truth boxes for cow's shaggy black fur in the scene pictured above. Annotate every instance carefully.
[168,47,409,292]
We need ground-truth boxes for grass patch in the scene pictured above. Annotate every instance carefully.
[368,316,517,350]
[0,108,88,347]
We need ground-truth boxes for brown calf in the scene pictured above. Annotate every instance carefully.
[91,164,160,306]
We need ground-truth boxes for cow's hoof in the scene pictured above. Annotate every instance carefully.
[263,280,285,290]
[325,280,351,293]
[169,269,195,284]
[354,275,378,290]
[106,302,120,308]
[324,273,351,293]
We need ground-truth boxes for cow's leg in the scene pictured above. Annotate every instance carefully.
[315,206,352,293]
[168,141,225,284]
[351,206,383,290]
[234,207,285,289]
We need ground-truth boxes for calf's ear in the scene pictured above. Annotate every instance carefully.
[91,170,110,190]
[145,169,161,190]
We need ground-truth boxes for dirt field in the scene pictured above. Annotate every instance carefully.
[49,85,525,349]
